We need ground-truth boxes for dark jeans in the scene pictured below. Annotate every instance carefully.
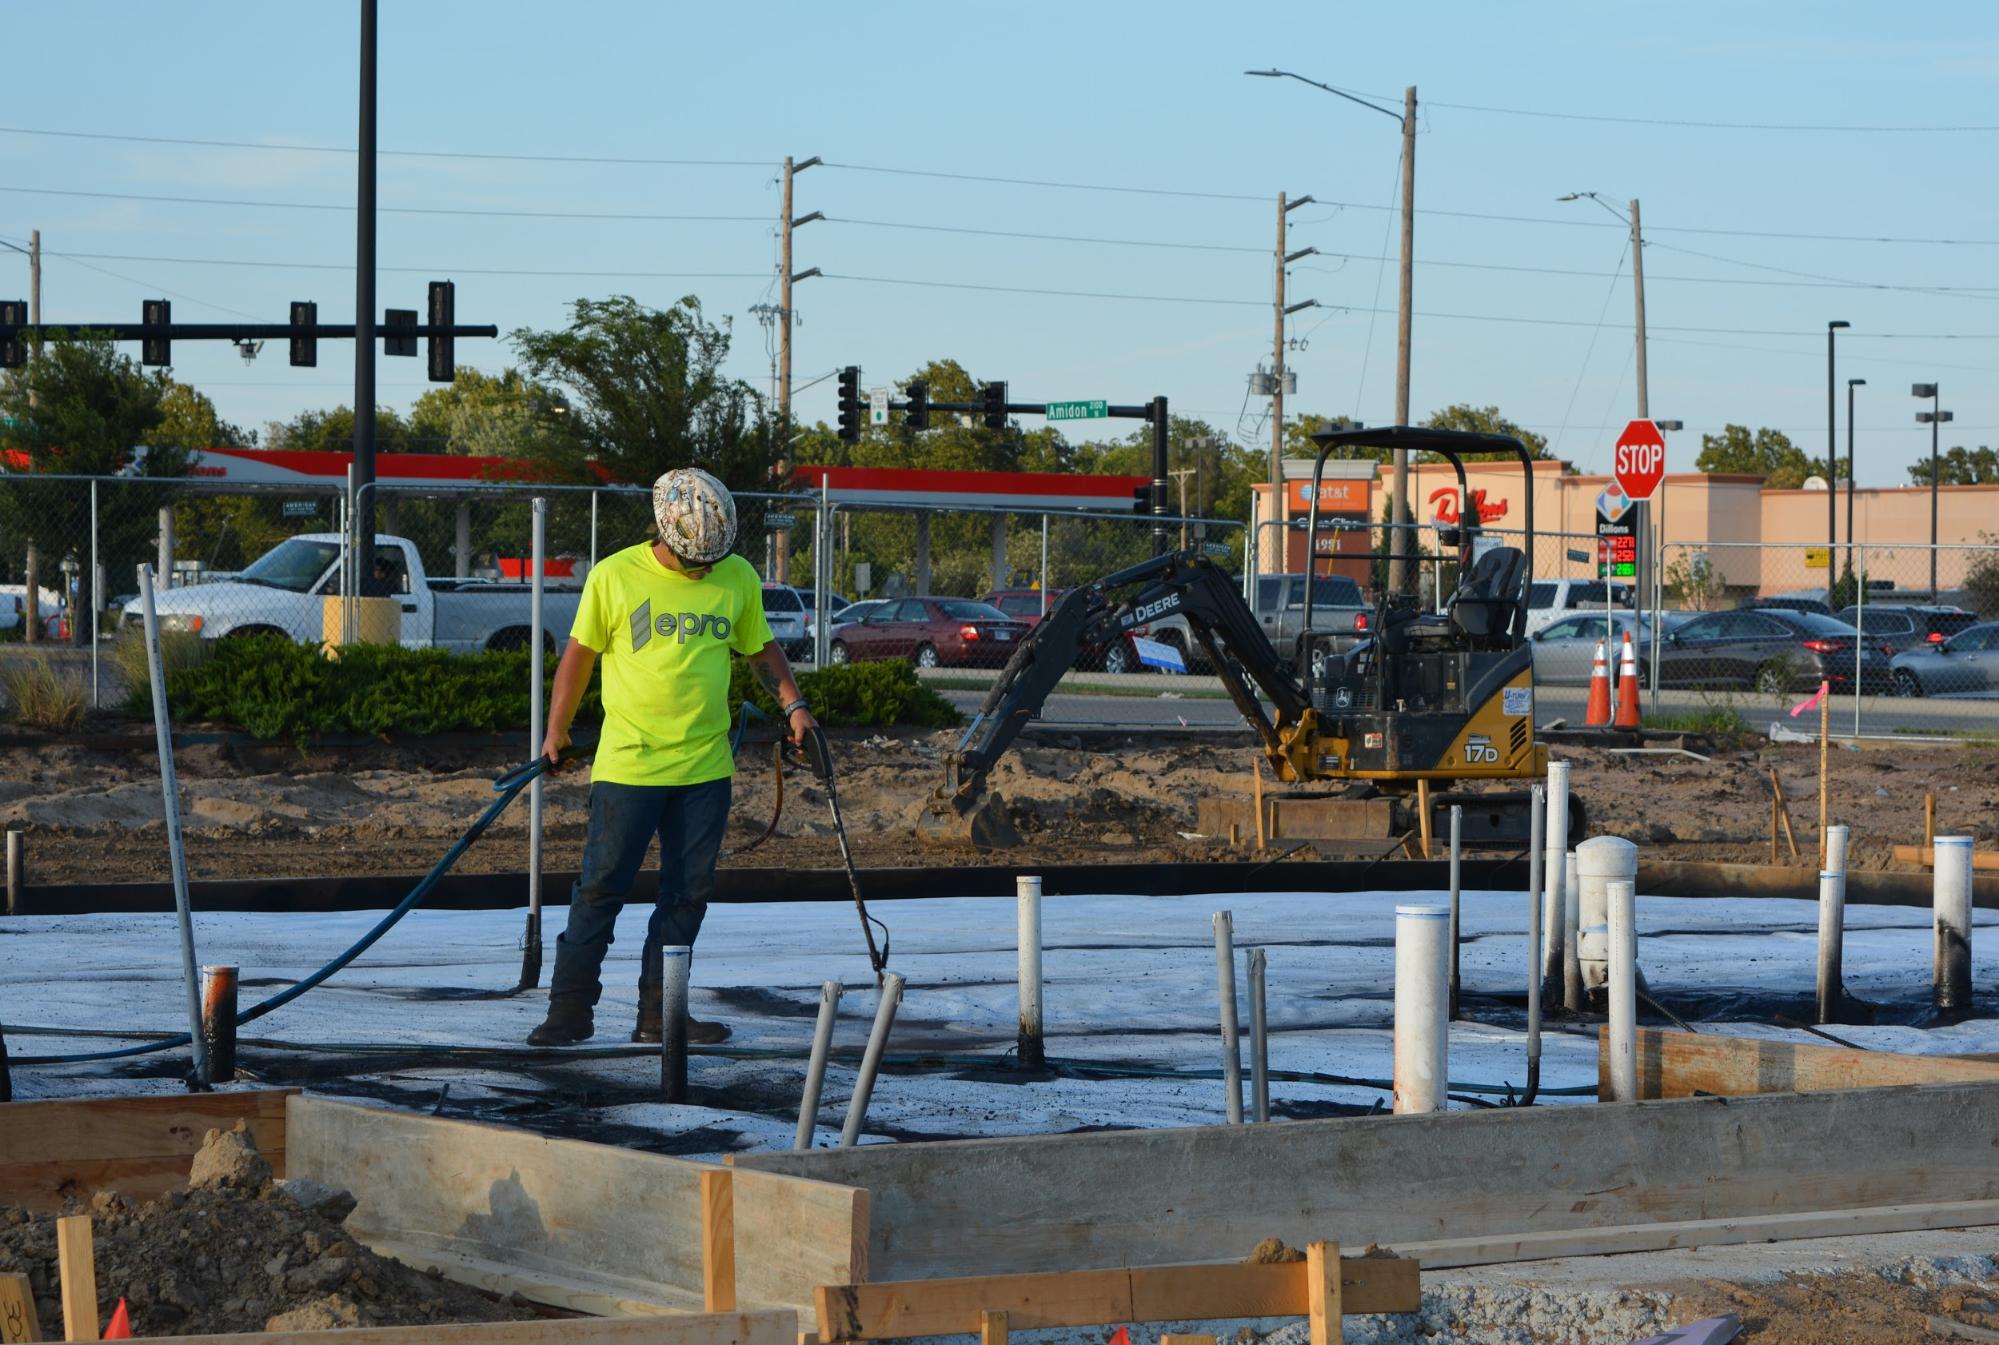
[549,776,732,1011]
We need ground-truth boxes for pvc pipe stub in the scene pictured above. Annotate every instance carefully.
[1396,905,1449,919]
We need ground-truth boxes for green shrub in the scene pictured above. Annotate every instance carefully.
[138,637,957,741]
[730,659,960,730]
[111,627,213,691]
[3,654,87,730]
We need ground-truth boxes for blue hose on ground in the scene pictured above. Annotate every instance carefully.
[16,753,561,1068]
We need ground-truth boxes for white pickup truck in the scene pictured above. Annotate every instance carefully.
[124,533,584,653]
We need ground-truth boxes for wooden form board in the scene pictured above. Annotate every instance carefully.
[285,1097,866,1320]
[0,1090,292,1211]
[151,1311,797,1345]
[812,1251,1416,1340]
[1894,844,1999,871]
[1601,1028,1999,1100]
[738,1079,1999,1281]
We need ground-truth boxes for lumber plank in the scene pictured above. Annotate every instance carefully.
[0,1271,41,1344]
[1895,844,1999,871]
[0,1091,291,1209]
[156,1310,799,1345]
[739,1080,1999,1282]
[978,1310,1008,1345]
[1305,1243,1340,1345]
[813,1258,1417,1340]
[730,1168,869,1316]
[703,1170,737,1313]
[54,1216,94,1344]
[359,1241,704,1318]
[1607,1027,1999,1100]
[1387,1199,1999,1270]
[288,1095,710,1306]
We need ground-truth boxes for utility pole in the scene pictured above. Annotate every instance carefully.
[1170,466,1197,548]
[353,0,378,585]
[23,230,39,643]
[775,155,821,585]
[1389,85,1417,597]
[1629,198,1650,700]
[1270,193,1317,577]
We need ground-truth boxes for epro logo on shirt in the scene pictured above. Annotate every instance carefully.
[629,598,733,650]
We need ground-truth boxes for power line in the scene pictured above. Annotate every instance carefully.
[827,216,1265,254]
[0,184,767,222]
[0,124,769,167]
[34,250,768,280]
[821,161,1264,202]
[1298,83,1999,134]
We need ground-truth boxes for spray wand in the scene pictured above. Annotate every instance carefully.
[792,724,891,981]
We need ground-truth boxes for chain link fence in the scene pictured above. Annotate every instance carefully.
[1,468,1993,740]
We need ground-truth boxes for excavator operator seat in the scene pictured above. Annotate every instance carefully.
[1448,546,1526,644]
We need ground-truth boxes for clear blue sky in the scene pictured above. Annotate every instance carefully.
[4,2,1996,485]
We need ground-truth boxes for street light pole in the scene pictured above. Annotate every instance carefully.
[1846,378,1865,586]
[1914,383,1952,598]
[1826,321,1850,601]
[1246,68,1414,593]
[353,0,378,579]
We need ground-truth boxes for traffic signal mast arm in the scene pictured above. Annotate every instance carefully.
[928,548,1310,825]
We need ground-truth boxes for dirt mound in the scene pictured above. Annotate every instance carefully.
[0,1123,540,1338]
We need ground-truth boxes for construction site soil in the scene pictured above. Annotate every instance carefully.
[0,1124,541,1338]
[3,725,1996,887]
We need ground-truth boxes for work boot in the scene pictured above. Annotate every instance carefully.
[633,992,731,1045]
[526,1001,593,1047]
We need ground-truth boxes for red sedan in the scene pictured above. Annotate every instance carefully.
[829,597,1029,668]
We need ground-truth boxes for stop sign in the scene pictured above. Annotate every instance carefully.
[1613,419,1666,502]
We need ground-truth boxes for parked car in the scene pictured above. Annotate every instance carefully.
[829,597,1029,668]
[1523,578,1635,634]
[1656,608,1892,694]
[1150,572,1369,673]
[761,583,810,657]
[1528,610,1693,687]
[979,587,1147,673]
[820,599,889,663]
[121,534,583,652]
[1889,622,1999,697]
[1753,593,1835,618]
[1833,604,1976,655]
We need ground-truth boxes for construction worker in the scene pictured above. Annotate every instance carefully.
[527,468,818,1047]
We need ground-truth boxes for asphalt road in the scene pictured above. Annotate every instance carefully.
[932,672,1999,738]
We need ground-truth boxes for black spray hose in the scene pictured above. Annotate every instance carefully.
[792,724,890,980]
[19,753,568,1068]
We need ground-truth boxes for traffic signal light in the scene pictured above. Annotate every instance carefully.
[0,300,23,370]
[836,366,861,442]
[384,308,417,357]
[141,299,170,366]
[1132,485,1151,515]
[289,301,318,368]
[980,381,1005,430]
[904,379,929,431]
[427,281,455,382]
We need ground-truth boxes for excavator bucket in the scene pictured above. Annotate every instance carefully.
[916,789,1022,851]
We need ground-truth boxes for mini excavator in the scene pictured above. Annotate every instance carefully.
[919,426,1580,850]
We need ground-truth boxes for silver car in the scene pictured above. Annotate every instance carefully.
[1529,610,1690,687]
[1890,622,1999,697]
[761,584,810,657]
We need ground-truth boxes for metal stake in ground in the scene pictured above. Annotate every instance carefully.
[1447,805,1462,1018]
[519,496,546,991]
[1213,911,1244,1124]
[1248,946,1270,1122]
[1524,784,1544,1103]
[1016,874,1045,1069]
[140,563,211,1091]
[201,965,239,1083]
[660,945,692,1103]
[794,981,842,1151]
[1935,836,1975,1015]
[839,972,905,1148]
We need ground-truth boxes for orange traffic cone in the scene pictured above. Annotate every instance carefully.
[1614,631,1643,729]
[103,1298,133,1339]
[1585,638,1613,726]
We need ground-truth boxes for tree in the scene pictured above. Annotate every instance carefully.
[1693,424,1837,489]
[510,296,773,494]
[1908,445,1999,486]
[1964,533,1999,617]
[265,404,417,456]
[407,367,569,458]
[1421,404,1552,460]
[0,334,189,636]
[1663,551,1728,611]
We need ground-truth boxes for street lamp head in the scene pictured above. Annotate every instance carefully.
[1849,378,1867,388]
[1655,419,1685,431]
[1829,320,1851,330]
[1244,69,1284,77]
[1912,382,1938,399]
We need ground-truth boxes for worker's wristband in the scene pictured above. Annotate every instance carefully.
[782,699,811,719]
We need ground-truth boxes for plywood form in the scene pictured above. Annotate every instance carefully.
[1603,1028,1999,1100]
[738,1081,1999,1280]
[0,1091,292,1211]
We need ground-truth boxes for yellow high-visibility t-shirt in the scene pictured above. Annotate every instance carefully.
[568,545,774,786]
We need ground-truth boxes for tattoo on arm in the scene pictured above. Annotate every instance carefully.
[753,659,782,697]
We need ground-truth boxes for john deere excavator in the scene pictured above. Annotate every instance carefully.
[919,426,1577,850]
